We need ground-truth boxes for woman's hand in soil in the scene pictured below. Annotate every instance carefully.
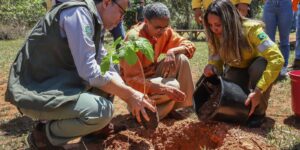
[129,91,156,123]
[163,85,186,102]
[245,88,262,116]
[204,64,216,77]
[162,50,176,78]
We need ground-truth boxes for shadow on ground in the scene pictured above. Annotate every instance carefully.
[291,143,300,150]
[284,115,300,130]
[0,116,34,136]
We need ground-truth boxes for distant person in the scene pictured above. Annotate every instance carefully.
[135,0,145,23]
[202,0,284,128]
[121,2,196,119]
[192,0,252,25]
[290,0,300,70]
[6,0,155,149]
[263,0,293,79]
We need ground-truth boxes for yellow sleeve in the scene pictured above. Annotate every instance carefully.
[46,0,52,11]
[192,0,202,9]
[238,0,252,4]
[208,44,224,74]
[230,0,238,5]
[231,0,252,5]
[203,0,213,10]
[248,25,284,92]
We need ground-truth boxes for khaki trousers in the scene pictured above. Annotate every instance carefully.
[20,92,113,146]
[149,54,195,119]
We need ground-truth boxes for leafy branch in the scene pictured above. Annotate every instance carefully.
[100,37,154,94]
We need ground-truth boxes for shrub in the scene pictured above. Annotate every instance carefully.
[0,0,45,27]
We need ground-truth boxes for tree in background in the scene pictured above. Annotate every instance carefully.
[0,0,45,26]
[250,0,264,19]
[0,0,45,40]
[124,0,196,30]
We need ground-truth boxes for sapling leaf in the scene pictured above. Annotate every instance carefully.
[100,52,112,75]
[112,54,120,64]
[125,41,137,52]
[124,46,138,65]
[112,37,123,50]
[135,38,154,62]
[117,48,126,58]
[99,37,154,74]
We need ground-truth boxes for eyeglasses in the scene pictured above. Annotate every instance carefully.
[112,1,126,18]
[149,21,169,31]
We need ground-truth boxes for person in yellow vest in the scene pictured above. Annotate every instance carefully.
[192,0,252,24]
[45,0,55,10]
[202,0,284,127]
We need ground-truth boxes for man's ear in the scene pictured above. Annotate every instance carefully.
[144,18,149,24]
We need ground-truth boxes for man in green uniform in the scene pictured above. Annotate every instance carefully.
[6,0,155,148]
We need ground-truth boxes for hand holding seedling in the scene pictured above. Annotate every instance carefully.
[100,37,158,123]
[245,88,263,116]
[128,91,156,123]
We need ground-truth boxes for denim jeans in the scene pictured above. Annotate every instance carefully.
[263,0,293,67]
[295,4,300,60]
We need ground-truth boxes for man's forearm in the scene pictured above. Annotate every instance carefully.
[100,78,135,103]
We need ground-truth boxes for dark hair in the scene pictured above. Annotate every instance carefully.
[143,2,170,20]
[203,0,251,63]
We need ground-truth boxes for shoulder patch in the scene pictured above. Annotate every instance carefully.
[84,25,93,38]
[257,32,268,41]
[257,39,275,52]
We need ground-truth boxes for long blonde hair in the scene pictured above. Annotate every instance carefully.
[203,0,252,64]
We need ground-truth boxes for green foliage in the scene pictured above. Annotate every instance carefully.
[250,0,264,19]
[100,37,154,74]
[123,9,137,30]
[144,0,193,29]
[0,0,45,26]
[124,0,195,30]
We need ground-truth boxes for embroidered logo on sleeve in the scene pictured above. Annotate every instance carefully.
[84,25,93,38]
[257,32,268,41]
[257,39,275,52]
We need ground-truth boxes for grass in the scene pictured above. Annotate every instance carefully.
[0,37,300,149]
[0,39,24,78]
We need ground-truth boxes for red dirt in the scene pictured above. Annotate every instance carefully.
[0,75,279,149]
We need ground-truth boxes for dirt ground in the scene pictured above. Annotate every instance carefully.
[0,74,299,149]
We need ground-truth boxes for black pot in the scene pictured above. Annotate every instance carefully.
[193,75,250,124]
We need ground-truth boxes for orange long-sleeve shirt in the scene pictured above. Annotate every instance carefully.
[293,0,300,12]
[120,23,196,94]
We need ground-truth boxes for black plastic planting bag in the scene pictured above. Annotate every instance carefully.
[193,75,250,124]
